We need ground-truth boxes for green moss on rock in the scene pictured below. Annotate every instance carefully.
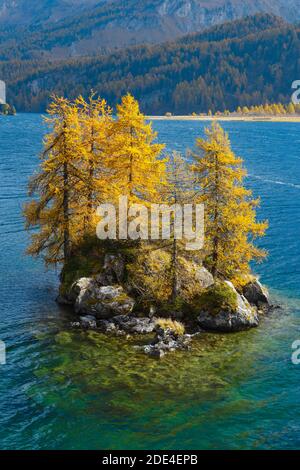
[194,281,238,316]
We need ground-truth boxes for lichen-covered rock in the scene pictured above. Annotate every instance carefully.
[72,278,135,319]
[71,277,93,302]
[194,266,214,289]
[143,327,192,358]
[57,278,86,305]
[243,280,270,309]
[178,262,214,300]
[98,315,157,334]
[113,315,156,334]
[198,281,259,332]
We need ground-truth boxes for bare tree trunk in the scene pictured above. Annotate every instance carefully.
[171,185,180,301]
[129,126,134,200]
[63,160,71,261]
[211,235,219,278]
[171,237,179,301]
[211,153,220,278]
[85,126,95,231]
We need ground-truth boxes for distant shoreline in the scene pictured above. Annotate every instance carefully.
[147,115,300,122]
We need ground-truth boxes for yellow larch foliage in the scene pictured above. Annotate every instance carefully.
[75,93,113,235]
[24,96,87,264]
[108,94,166,205]
[192,122,268,279]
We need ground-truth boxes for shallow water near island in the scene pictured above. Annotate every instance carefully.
[1,115,300,449]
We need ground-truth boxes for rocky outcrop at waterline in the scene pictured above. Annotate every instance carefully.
[243,279,271,310]
[99,315,157,335]
[57,251,273,358]
[0,103,16,115]
[74,281,135,319]
[197,281,259,332]
[72,314,156,334]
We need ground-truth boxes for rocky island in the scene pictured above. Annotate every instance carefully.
[24,93,272,359]
[0,103,16,115]
[57,248,271,358]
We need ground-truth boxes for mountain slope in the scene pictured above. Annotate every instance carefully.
[2,14,299,113]
[0,1,105,26]
[0,0,299,60]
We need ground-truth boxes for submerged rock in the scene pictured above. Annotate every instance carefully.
[72,278,135,319]
[243,280,270,309]
[143,327,192,358]
[198,281,259,332]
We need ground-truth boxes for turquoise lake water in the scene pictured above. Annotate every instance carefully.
[0,114,300,450]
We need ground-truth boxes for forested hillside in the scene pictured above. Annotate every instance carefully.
[2,14,300,113]
[0,0,299,60]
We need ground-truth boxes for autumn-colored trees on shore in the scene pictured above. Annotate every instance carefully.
[24,93,267,295]
[212,102,300,118]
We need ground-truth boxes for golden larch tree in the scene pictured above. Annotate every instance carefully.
[24,96,87,264]
[75,93,113,235]
[193,122,268,280]
[109,94,166,205]
[164,151,196,301]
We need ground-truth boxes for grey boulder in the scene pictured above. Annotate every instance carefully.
[98,315,157,334]
[195,266,214,289]
[113,315,157,334]
[198,281,259,332]
[72,278,135,319]
[243,280,270,309]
